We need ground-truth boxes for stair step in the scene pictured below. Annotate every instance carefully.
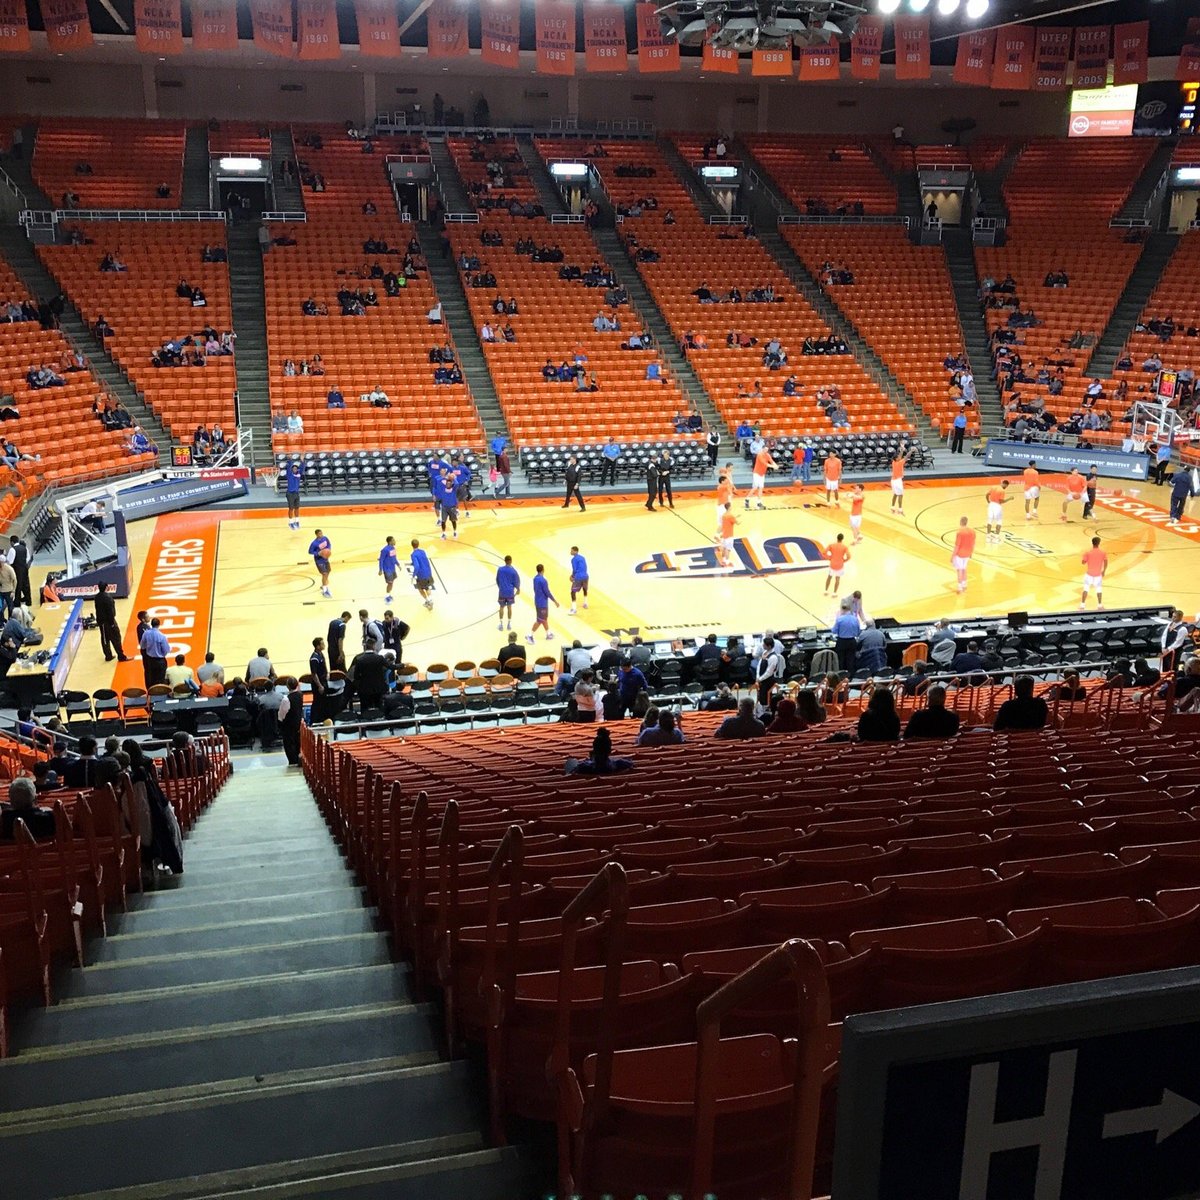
[2,1061,486,1200]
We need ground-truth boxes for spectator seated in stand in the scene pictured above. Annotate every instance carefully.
[0,776,55,840]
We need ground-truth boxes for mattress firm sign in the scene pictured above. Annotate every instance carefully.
[113,476,248,520]
[985,440,1148,481]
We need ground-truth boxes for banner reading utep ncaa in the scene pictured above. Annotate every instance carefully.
[850,16,882,81]
[0,0,31,52]
[480,0,520,69]
[250,0,294,57]
[42,0,93,51]
[134,0,182,54]
[635,2,678,72]
[584,2,627,73]
[535,0,575,76]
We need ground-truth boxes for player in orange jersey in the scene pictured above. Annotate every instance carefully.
[951,516,976,594]
[823,450,843,507]
[716,503,737,569]
[1060,468,1087,522]
[890,449,907,514]
[824,533,851,595]
[1022,461,1041,520]
[985,479,1011,543]
[715,467,737,532]
[849,484,866,543]
[1080,535,1108,610]
[747,445,777,509]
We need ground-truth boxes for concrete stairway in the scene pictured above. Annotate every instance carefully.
[180,125,212,210]
[863,143,920,228]
[942,226,1004,429]
[974,142,1023,225]
[0,763,530,1200]
[416,224,509,449]
[1115,138,1177,223]
[270,127,306,212]
[1085,231,1180,377]
[516,134,565,216]
[0,125,53,211]
[590,225,724,435]
[226,221,274,466]
[658,137,720,220]
[426,136,473,215]
[735,139,799,219]
[0,224,171,450]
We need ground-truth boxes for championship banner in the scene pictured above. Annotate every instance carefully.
[426,0,468,58]
[583,3,626,72]
[1179,17,1200,82]
[535,0,574,75]
[952,29,994,86]
[850,15,882,81]
[991,24,1034,90]
[635,1,678,72]
[798,43,839,82]
[481,0,520,68]
[355,0,400,57]
[1033,27,1070,90]
[1112,20,1149,86]
[298,0,340,60]
[251,0,293,56]
[752,46,792,77]
[0,0,32,52]
[135,0,182,54]
[1072,25,1110,89]
[42,0,93,51]
[893,14,930,81]
[701,39,739,74]
[189,0,238,50]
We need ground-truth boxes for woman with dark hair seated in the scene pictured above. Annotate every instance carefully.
[564,727,633,776]
[856,688,900,742]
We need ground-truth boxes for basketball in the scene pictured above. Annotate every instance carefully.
[319,546,331,559]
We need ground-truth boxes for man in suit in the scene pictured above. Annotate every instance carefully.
[562,456,586,512]
[93,581,129,662]
[62,735,122,789]
[327,611,351,672]
[656,452,675,509]
[349,647,390,711]
[644,454,659,511]
[7,535,31,607]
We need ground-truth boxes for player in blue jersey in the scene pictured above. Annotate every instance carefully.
[496,555,520,631]
[284,460,304,530]
[435,468,459,540]
[427,452,449,526]
[527,563,559,644]
[378,535,399,604]
[567,544,589,615]
[452,456,473,519]
[307,528,332,598]
[409,538,434,610]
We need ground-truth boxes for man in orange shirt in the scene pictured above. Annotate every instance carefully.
[890,449,907,515]
[747,444,777,510]
[985,479,1011,543]
[951,515,976,594]
[1060,467,1087,523]
[716,503,737,569]
[715,467,737,532]
[849,484,866,544]
[824,450,843,507]
[1022,461,1040,520]
[1080,535,1108,610]
[824,532,851,595]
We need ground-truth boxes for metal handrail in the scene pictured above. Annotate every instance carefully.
[707,213,747,225]
[0,163,27,211]
[262,210,307,222]
[27,209,226,223]
[779,213,907,226]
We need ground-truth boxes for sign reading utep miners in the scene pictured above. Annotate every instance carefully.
[833,967,1200,1200]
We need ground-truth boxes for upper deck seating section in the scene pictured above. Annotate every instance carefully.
[1122,230,1200,376]
[445,215,696,447]
[33,118,186,210]
[265,125,482,453]
[207,122,273,159]
[39,222,236,436]
[446,135,541,213]
[740,134,897,216]
[784,226,974,436]
[0,257,155,482]
[536,139,912,440]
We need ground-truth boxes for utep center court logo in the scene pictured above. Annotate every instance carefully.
[636,534,827,579]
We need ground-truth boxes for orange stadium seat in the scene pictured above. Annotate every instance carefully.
[535,137,912,440]
[39,222,236,436]
[33,117,186,210]
[739,134,898,215]
[264,124,482,453]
